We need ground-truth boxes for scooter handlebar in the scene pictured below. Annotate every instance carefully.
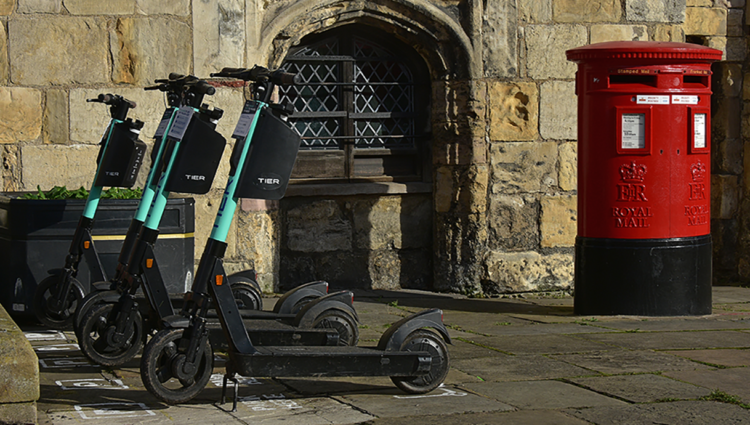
[86,93,137,109]
[211,66,300,85]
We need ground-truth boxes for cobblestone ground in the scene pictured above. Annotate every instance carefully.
[22,287,750,424]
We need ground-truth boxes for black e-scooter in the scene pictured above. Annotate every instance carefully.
[78,74,359,368]
[32,94,147,329]
[140,66,451,407]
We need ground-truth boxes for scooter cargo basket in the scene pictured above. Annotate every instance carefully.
[235,108,301,200]
[164,115,226,195]
[94,121,147,188]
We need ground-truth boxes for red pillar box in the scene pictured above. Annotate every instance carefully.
[566,41,722,315]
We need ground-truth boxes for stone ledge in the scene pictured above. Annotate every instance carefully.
[285,182,432,198]
[0,303,38,424]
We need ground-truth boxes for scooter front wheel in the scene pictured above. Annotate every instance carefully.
[79,302,144,367]
[33,275,84,330]
[390,329,450,394]
[312,309,359,346]
[141,327,213,404]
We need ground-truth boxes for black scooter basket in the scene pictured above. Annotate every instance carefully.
[94,121,147,188]
[164,115,227,195]
[235,108,301,200]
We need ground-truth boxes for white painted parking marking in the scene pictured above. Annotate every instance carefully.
[24,330,66,341]
[55,378,128,390]
[74,402,155,420]
[34,343,79,352]
[239,393,302,411]
[210,373,262,387]
[39,357,96,369]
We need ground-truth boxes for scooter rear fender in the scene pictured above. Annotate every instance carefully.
[376,308,452,352]
[273,280,329,315]
[294,290,358,328]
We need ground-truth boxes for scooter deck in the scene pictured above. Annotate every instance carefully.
[207,320,339,348]
[230,345,432,378]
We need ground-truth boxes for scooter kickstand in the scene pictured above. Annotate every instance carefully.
[220,372,240,412]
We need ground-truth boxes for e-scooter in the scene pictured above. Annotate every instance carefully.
[140,66,451,406]
[78,74,357,368]
[32,94,147,329]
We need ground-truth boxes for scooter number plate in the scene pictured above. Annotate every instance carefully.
[153,108,174,139]
[166,108,195,141]
[232,101,259,140]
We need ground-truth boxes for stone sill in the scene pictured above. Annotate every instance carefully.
[285,182,433,197]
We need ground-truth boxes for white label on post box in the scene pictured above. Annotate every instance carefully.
[621,113,646,149]
[672,95,699,104]
[636,95,670,105]
[694,113,707,148]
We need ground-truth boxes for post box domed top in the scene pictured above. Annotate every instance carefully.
[566,41,722,63]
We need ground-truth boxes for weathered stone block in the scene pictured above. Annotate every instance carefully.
[711,174,739,220]
[353,195,431,251]
[685,7,727,36]
[652,24,685,41]
[193,0,245,78]
[482,0,518,77]
[686,0,711,5]
[707,36,727,60]
[9,17,109,85]
[0,22,8,85]
[488,194,540,251]
[519,0,551,22]
[432,80,474,123]
[715,138,743,175]
[44,89,68,145]
[69,88,166,145]
[435,166,454,213]
[490,141,558,194]
[20,145,99,190]
[590,25,648,43]
[0,0,14,14]
[18,0,62,13]
[488,81,538,142]
[525,25,585,79]
[235,210,278,293]
[714,96,741,140]
[0,87,42,144]
[0,402,37,425]
[136,0,190,16]
[626,0,686,23]
[541,195,577,248]
[539,81,577,140]
[111,17,192,85]
[559,142,577,191]
[728,9,744,36]
[716,63,743,98]
[485,251,574,293]
[725,37,746,61]
[63,0,135,14]
[0,305,38,404]
[286,200,352,252]
[554,0,622,22]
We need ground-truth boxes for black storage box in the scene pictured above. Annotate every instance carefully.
[95,121,147,188]
[0,195,195,317]
[164,116,226,195]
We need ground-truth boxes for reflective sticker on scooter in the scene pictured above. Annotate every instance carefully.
[166,107,195,141]
[232,101,259,139]
[153,108,174,139]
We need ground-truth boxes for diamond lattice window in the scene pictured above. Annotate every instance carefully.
[279,27,430,182]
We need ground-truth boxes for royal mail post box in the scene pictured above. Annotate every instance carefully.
[566,41,722,316]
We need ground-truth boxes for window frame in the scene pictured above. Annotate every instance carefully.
[280,26,432,185]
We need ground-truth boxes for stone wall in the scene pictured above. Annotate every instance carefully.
[0,0,745,295]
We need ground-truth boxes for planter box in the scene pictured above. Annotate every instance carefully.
[0,195,195,317]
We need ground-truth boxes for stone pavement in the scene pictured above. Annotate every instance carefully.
[19,286,750,424]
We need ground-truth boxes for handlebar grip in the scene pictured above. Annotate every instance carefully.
[272,71,301,85]
[144,85,161,91]
[168,72,187,81]
[193,80,216,95]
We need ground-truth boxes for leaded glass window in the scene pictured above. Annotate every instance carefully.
[279,26,430,182]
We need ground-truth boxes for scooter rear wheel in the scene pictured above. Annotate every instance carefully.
[79,302,144,367]
[33,275,84,330]
[390,329,450,394]
[312,309,359,346]
[141,327,213,405]
[229,278,263,310]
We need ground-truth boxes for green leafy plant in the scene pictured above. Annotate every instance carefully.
[19,186,143,200]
